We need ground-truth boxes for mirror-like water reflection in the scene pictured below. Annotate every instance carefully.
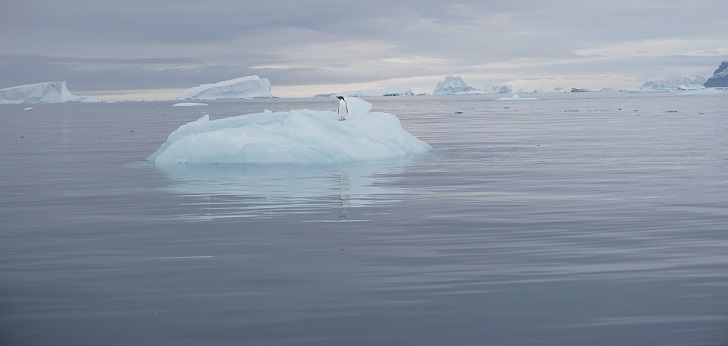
[155,158,416,221]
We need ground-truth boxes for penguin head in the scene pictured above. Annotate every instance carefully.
[337,96,345,100]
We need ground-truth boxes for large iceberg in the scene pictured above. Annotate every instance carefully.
[148,97,431,164]
[433,75,483,95]
[0,81,97,104]
[176,75,272,100]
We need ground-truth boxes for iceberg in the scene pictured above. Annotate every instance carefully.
[0,81,98,104]
[484,84,513,93]
[148,97,431,165]
[176,75,272,100]
[433,76,484,95]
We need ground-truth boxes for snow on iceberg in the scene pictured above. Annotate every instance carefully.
[0,81,98,104]
[177,75,272,100]
[148,97,431,164]
[433,75,484,95]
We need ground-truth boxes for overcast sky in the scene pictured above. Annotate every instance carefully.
[1,0,726,99]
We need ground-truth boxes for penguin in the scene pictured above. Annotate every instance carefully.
[337,96,348,121]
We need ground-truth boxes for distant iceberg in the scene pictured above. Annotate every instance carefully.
[0,81,98,104]
[484,84,513,93]
[148,97,431,164]
[433,76,484,95]
[177,75,272,100]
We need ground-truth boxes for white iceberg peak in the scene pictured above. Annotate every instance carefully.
[433,75,483,95]
[177,75,272,100]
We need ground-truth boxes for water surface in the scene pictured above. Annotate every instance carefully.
[1,93,727,345]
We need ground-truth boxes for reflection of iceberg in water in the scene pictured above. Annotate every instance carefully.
[154,159,414,221]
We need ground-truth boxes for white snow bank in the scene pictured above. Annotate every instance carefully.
[148,97,430,164]
[497,94,538,101]
[0,81,98,104]
[676,88,725,96]
[177,75,272,100]
[172,102,208,107]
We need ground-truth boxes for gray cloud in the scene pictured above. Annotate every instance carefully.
[1,0,726,96]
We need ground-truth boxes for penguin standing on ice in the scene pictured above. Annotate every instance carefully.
[337,96,348,121]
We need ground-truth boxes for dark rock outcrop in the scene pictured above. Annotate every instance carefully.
[704,61,728,87]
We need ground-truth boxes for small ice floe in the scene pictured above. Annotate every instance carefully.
[497,94,538,101]
[24,107,33,111]
[172,102,208,107]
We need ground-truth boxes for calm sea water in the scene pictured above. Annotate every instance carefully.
[1,93,727,345]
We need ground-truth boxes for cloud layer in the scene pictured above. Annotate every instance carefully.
[2,0,726,97]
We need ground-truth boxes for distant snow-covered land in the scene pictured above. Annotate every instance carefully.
[677,88,726,96]
[642,76,707,90]
[177,76,272,100]
[0,81,98,104]
[316,87,415,98]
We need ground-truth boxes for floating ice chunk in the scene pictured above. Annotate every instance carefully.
[172,102,208,107]
[497,94,538,101]
[148,98,430,164]
[24,107,33,111]
[177,75,272,100]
